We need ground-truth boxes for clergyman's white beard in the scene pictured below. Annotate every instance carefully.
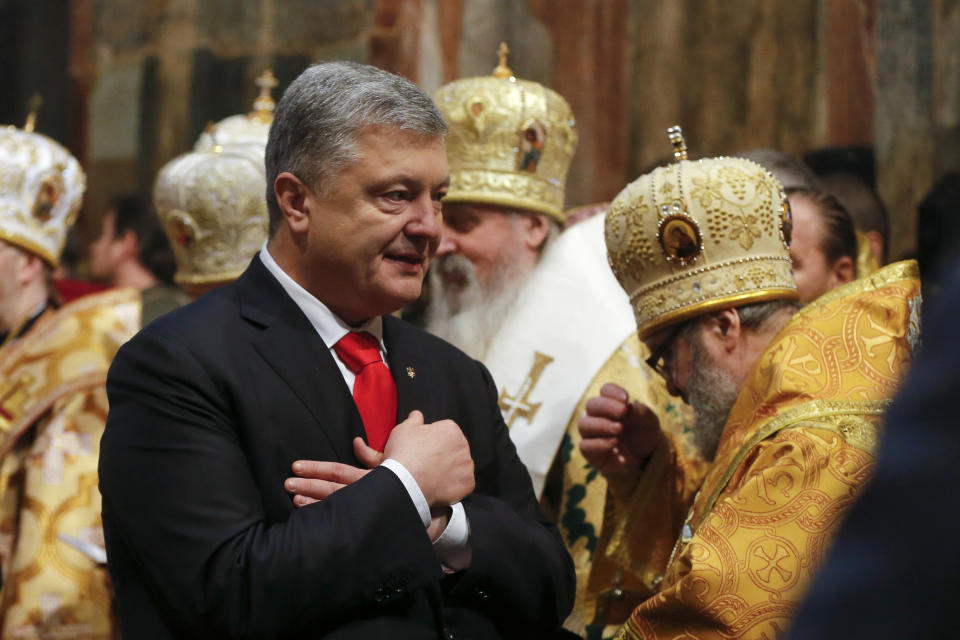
[685,334,742,461]
[425,253,531,361]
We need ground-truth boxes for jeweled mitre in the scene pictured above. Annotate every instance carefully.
[605,126,798,339]
[154,72,274,288]
[434,45,578,224]
[0,126,85,266]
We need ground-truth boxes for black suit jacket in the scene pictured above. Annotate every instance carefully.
[99,256,575,639]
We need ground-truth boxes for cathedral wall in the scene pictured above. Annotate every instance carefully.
[2,0,956,260]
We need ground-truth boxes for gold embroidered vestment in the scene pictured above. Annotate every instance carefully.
[612,261,920,639]
[0,288,140,639]
[557,334,699,636]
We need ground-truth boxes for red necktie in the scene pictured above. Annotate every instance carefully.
[333,331,398,452]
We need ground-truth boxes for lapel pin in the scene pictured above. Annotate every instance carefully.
[406,366,416,379]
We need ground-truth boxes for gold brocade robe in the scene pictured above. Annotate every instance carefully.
[613,260,921,640]
[0,289,140,639]
[556,335,700,636]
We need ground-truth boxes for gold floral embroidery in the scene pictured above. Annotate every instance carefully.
[729,214,762,250]
[690,176,724,207]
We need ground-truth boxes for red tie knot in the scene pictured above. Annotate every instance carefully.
[334,331,383,373]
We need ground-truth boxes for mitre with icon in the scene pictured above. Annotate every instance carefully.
[605,126,798,339]
[434,43,578,224]
[0,97,86,267]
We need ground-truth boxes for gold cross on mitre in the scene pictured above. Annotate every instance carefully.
[24,94,43,133]
[252,68,278,122]
[492,42,514,79]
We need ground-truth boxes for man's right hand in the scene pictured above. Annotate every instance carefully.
[384,411,475,508]
[578,383,662,479]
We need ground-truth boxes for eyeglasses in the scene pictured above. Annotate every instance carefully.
[644,321,687,379]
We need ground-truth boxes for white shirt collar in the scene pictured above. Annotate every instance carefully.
[258,241,384,350]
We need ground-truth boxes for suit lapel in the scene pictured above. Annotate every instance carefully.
[237,257,365,463]
[383,316,437,424]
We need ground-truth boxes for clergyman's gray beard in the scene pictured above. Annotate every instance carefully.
[685,334,741,461]
[425,253,530,361]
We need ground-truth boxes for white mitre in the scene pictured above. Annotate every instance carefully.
[153,70,275,290]
[0,124,85,267]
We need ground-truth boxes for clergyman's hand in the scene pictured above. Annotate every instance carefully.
[578,382,662,482]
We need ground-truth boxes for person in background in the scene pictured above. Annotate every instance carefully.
[580,127,921,639]
[431,47,697,635]
[0,114,139,640]
[819,172,889,276]
[52,224,109,302]
[786,187,858,302]
[89,193,187,324]
[153,70,276,300]
[425,44,573,361]
[737,149,858,301]
[804,145,888,277]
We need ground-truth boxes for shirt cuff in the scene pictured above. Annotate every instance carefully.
[379,459,472,571]
[380,458,430,528]
[435,501,472,571]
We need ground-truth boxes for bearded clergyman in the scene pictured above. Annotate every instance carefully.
[427,46,698,635]
[579,127,922,639]
[425,44,570,360]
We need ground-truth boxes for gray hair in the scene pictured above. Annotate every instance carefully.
[683,298,802,340]
[733,299,803,330]
[264,61,449,234]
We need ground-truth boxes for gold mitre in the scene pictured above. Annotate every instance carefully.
[154,72,274,289]
[605,126,798,339]
[434,42,578,224]
[0,102,86,267]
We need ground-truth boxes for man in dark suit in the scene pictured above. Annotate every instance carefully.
[98,61,575,639]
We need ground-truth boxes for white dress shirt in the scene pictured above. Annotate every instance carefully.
[259,243,471,569]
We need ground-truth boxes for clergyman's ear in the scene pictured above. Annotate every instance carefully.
[520,213,552,251]
[702,307,741,353]
[16,250,45,287]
